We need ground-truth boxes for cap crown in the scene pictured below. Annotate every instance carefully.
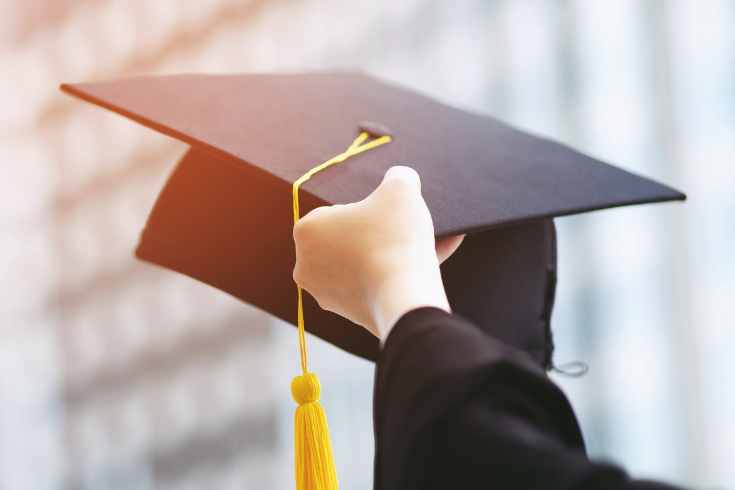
[60,73,685,363]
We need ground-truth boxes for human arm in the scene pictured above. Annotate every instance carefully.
[292,166,686,490]
[374,307,684,490]
[293,165,463,340]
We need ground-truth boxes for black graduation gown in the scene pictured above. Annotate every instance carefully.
[373,307,685,490]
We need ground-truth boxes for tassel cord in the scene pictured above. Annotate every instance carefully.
[290,132,392,490]
[292,132,392,376]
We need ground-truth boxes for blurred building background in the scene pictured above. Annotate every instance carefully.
[0,0,733,489]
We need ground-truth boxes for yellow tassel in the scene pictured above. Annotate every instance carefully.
[292,373,338,490]
[290,132,391,490]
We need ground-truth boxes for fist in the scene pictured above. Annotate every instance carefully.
[293,166,464,340]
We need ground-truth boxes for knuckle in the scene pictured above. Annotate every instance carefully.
[294,206,332,241]
[293,269,314,295]
[292,263,304,285]
[293,218,313,243]
[302,205,330,222]
[315,296,335,313]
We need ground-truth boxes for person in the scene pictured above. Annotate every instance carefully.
[293,166,685,490]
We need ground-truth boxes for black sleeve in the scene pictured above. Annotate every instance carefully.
[373,307,684,490]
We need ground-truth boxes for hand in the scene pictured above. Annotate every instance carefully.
[293,166,465,341]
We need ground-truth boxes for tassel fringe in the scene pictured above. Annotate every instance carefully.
[292,373,338,490]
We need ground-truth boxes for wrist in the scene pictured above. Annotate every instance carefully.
[369,259,450,341]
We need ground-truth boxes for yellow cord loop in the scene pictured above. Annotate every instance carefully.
[292,131,392,376]
[291,132,392,490]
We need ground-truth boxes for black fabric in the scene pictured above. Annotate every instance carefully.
[441,219,557,369]
[136,146,559,363]
[137,147,380,360]
[60,72,685,364]
[61,73,684,238]
[374,307,685,490]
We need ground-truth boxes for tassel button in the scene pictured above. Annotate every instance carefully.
[291,373,321,405]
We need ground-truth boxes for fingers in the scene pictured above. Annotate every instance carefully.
[435,234,466,264]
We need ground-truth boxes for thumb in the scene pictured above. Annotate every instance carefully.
[381,166,422,191]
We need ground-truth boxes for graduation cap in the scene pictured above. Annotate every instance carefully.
[60,72,684,370]
[61,73,684,489]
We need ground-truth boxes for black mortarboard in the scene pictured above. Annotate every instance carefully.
[61,73,685,369]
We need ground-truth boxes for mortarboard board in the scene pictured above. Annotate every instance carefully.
[60,72,685,370]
